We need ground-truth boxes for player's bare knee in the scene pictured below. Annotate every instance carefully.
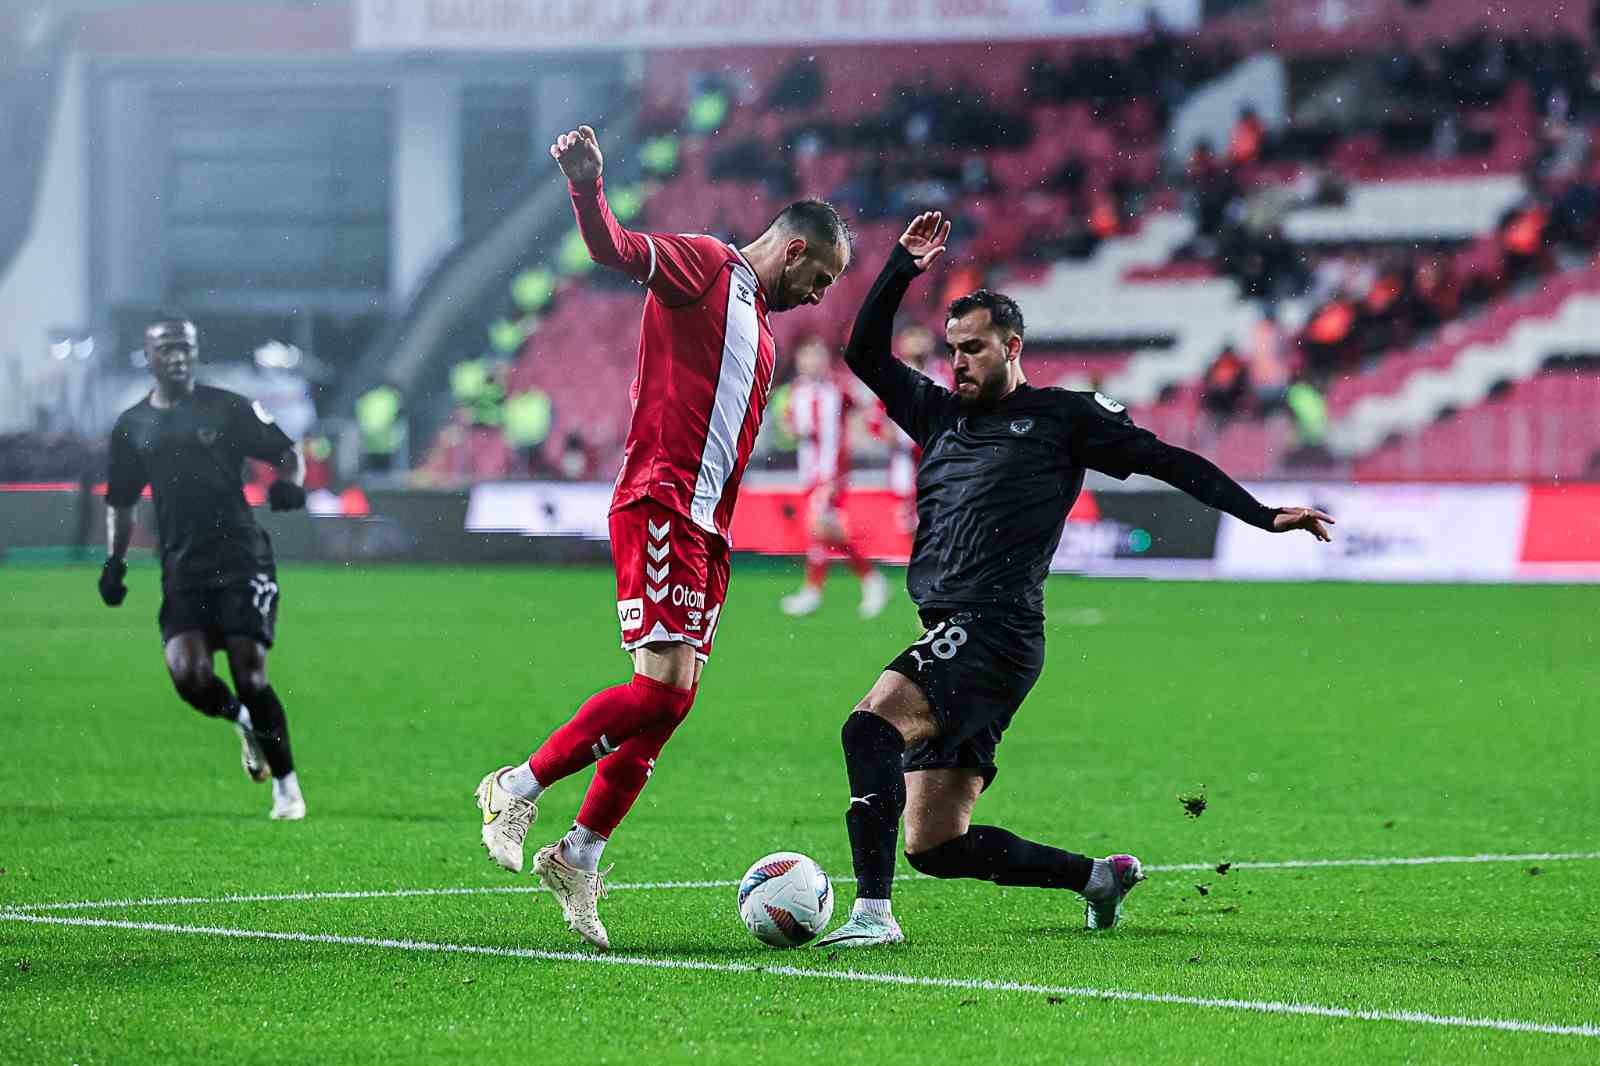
[854,676,936,745]
[166,654,212,700]
[232,665,269,697]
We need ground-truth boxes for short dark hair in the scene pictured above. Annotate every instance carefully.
[770,200,852,256]
[146,309,193,331]
[947,289,1025,340]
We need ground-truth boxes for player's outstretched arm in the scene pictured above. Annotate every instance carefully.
[843,213,952,441]
[267,447,306,512]
[1135,442,1334,540]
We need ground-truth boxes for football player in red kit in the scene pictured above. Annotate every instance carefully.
[474,125,850,950]
[780,336,888,619]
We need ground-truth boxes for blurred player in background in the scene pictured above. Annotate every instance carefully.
[779,336,888,619]
[817,214,1334,947]
[872,323,950,532]
[475,124,850,950]
[100,313,308,820]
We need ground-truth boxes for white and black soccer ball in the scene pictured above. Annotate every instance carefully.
[737,851,834,948]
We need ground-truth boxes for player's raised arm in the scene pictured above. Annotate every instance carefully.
[554,124,721,305]
[843,212,953,445]
[1066,392,1334,540]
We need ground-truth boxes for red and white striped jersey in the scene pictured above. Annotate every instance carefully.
[571,178,775,543]
[786,375,854,496]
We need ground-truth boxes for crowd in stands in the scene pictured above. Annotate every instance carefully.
[416,14,1600,483]
[0,432,104,483]
[1186,26,1600,457]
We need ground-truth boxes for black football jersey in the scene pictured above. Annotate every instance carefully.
[107,385,294,589]
[845,246,1278,619]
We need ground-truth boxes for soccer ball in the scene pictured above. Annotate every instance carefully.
[737,851,834,948]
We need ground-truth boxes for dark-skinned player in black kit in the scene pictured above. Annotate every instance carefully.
[100,313,310,820]
[816,214,1335,947]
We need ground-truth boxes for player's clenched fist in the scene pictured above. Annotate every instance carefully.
[551,124,603,184]
[98,557,128,607]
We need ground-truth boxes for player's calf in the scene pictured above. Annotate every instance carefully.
[232,666,304,819]
[905,830,1144,929]
[166,658,236,719]
[905,825,1094,890]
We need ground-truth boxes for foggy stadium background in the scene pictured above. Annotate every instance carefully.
[1,0,1598,571]
[5,5,1600,1064]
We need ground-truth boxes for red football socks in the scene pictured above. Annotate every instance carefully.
[527,673,695,788]
[575,701,690,838]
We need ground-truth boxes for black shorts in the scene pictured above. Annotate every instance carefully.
[886,607,1045,790]
[159,569,280,649]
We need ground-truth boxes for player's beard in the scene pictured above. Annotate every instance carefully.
[955,372,1007,409]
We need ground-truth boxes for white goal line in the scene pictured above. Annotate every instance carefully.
[4,850,1594,913]
[0,911,1595,1040]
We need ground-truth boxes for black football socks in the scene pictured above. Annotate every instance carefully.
[906,824,1094,891]
[841,711,907,901]
[237,683,295,778]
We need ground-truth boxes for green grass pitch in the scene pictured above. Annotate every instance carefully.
[2,563,1597,1064]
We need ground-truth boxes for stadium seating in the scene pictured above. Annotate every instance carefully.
[423,24,1600,483]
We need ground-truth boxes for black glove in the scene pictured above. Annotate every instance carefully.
[267,479,307,512]
[98,557,128,607]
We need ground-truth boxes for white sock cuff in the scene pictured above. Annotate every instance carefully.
[567,822,608,846]
[499,761,544,800]
[853,898,892,917]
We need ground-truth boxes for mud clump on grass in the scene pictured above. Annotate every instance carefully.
[1178,789,1208,818]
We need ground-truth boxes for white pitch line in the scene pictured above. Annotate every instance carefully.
[4,850,1595,914]
[0,911,1595,1040]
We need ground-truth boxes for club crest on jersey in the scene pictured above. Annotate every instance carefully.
[1094,392,1126,413]
[1008,418,1034,435]
[197,427,218,446]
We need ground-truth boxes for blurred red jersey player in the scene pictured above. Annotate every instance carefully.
[474,124,851,950]
[870,323,951,532]
[779,336,887,620]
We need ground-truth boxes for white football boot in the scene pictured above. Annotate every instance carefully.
[814,908,905,949]
[235,720,270,783]
[858,572,889,620]
[780,585,823,617]
[269,774,306,820]
[532,842,611,950]
[1084,854,1145,930]
[475,767,538,873]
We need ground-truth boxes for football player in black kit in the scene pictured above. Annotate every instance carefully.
[101,313,309,820]
[816,214,1334,947]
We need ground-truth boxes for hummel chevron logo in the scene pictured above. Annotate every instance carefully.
[646,562,669,583]
[646,584,669,603]
[646,541,669,562]
[590,734,620,761]
[648,519,671,541]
